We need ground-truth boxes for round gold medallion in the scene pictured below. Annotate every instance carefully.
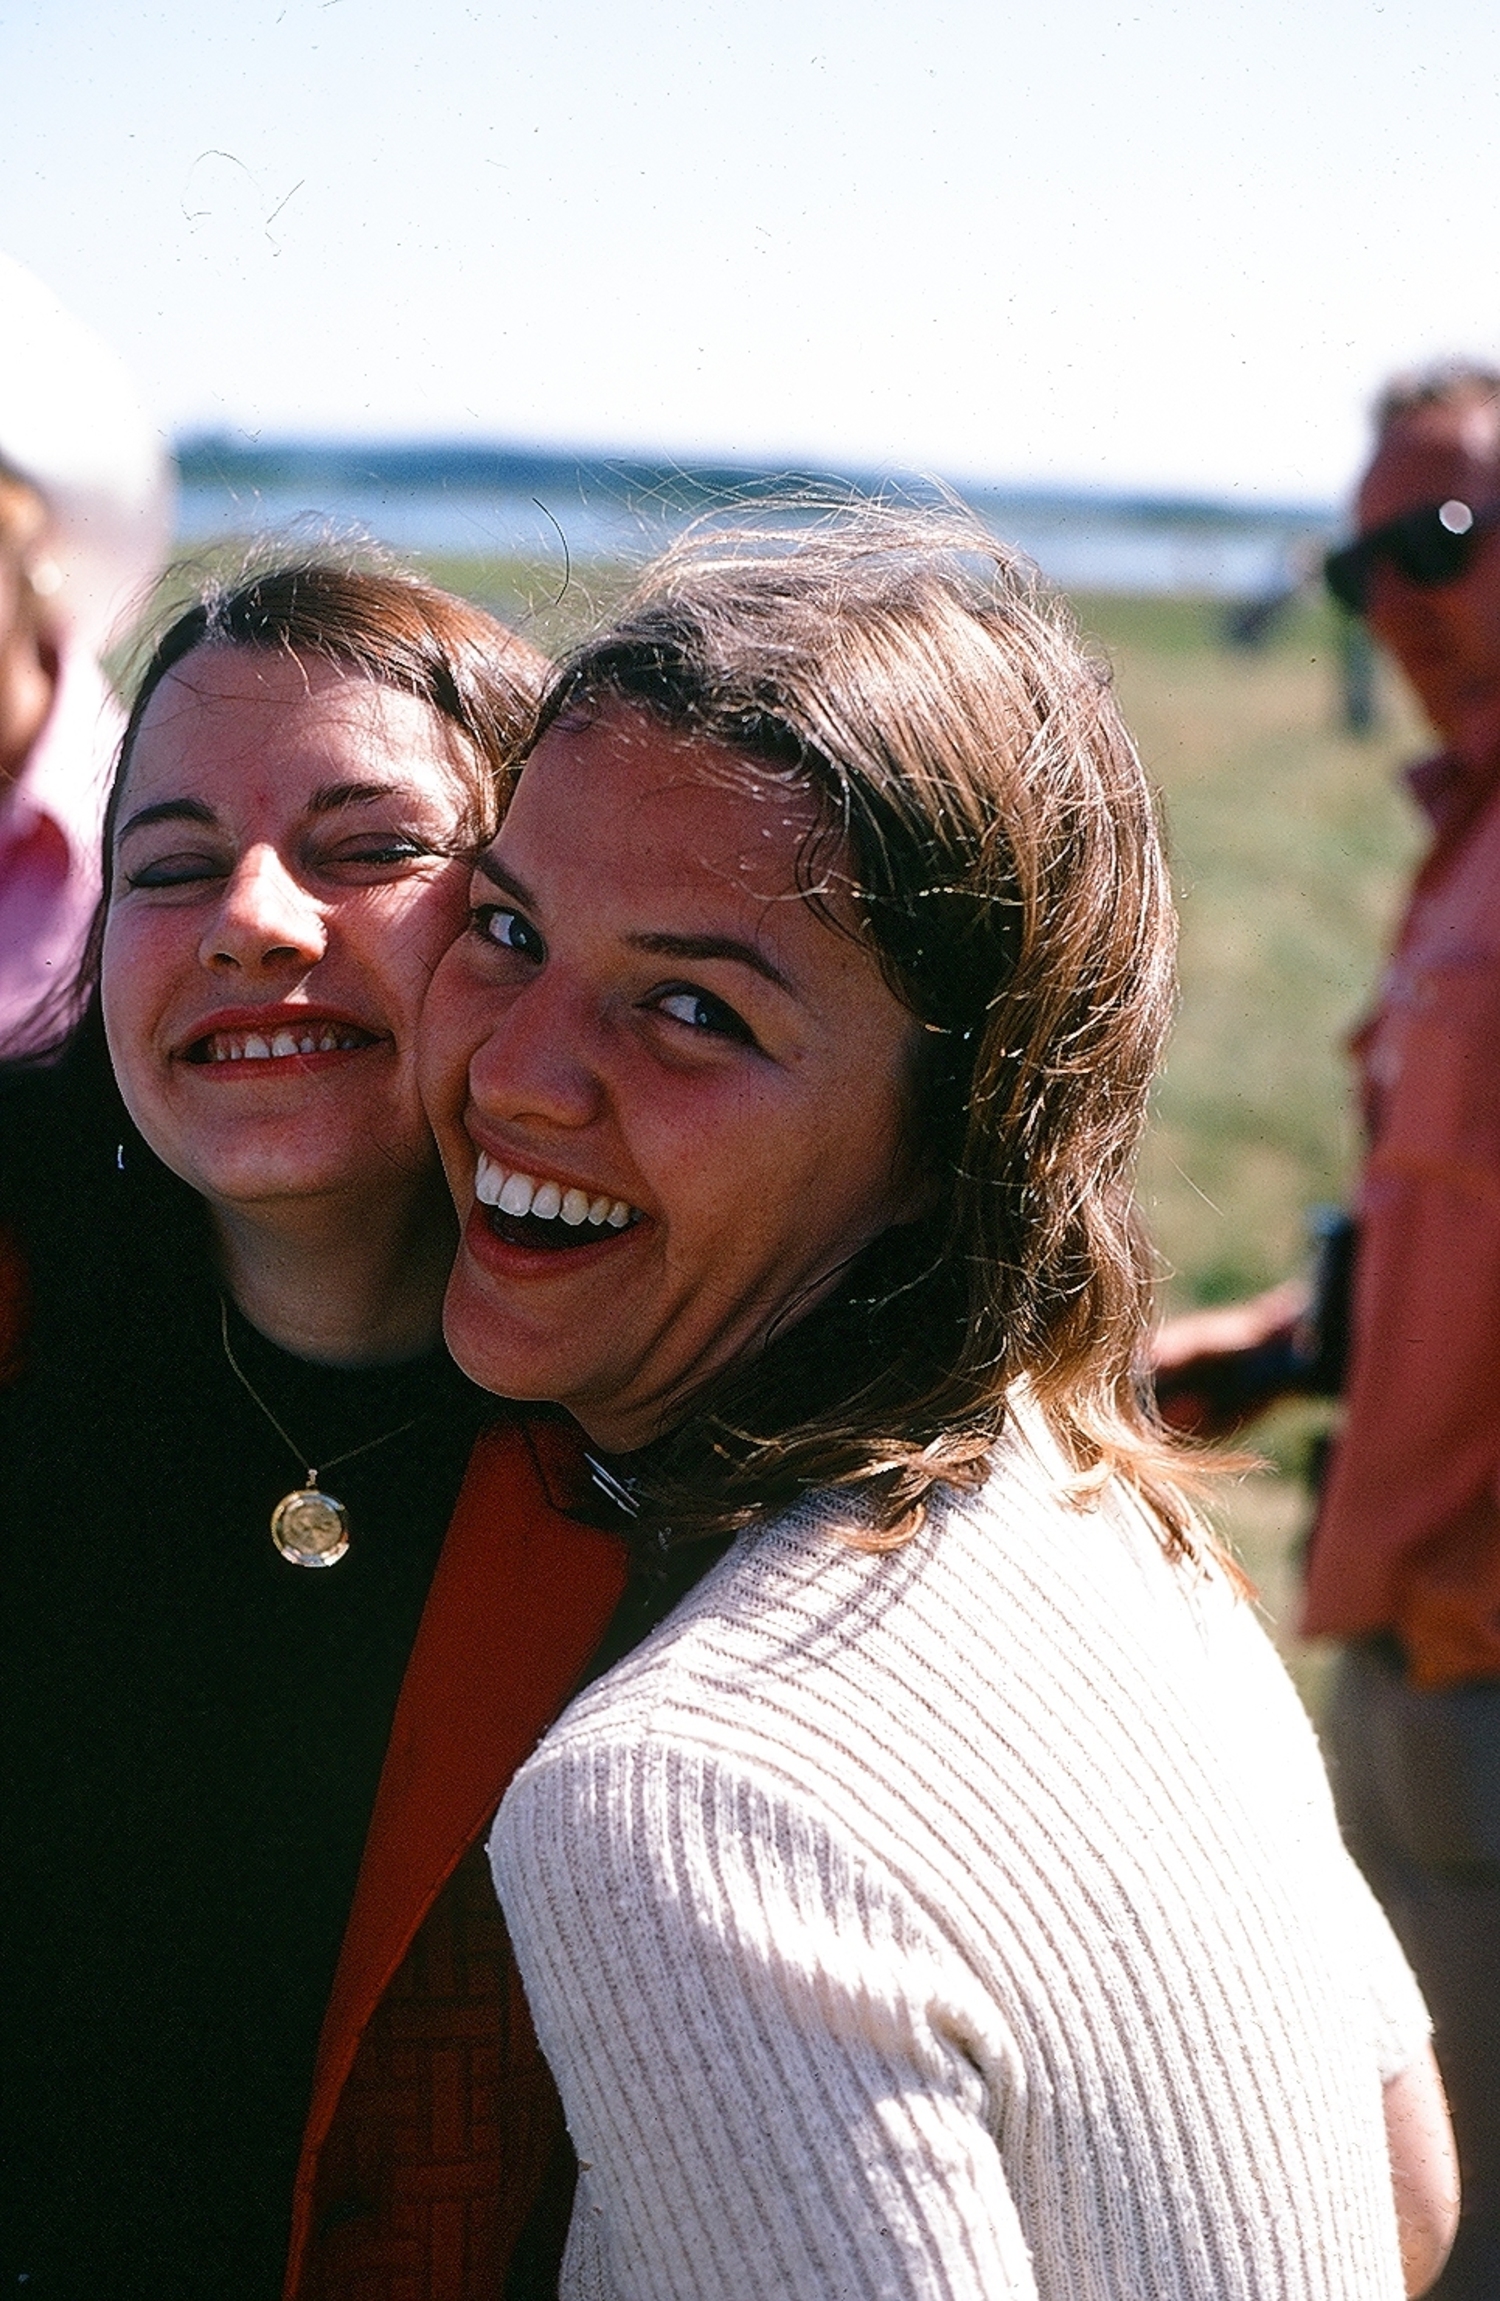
[270,1488,351,1569]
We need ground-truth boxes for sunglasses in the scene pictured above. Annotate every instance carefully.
[1325,498,1499,615]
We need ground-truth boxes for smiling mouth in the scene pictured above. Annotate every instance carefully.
[474,1152,643,1252]
[185,1023,381,1065]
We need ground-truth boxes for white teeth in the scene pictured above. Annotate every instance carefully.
[473,1157,640,1231]
[498,1171,536,1218]
[200,1021,370,1064]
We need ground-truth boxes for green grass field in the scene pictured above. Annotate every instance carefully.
[418,553,1431,1705]
[1073,592,1426,1701]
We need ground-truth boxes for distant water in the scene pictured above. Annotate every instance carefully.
[174,441,1336,600]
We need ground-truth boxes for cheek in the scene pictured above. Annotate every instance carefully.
[99,912,172,1090]
[815,1033,923,1231]
[639,1066,898,1251]
[379,868,472,974]
[1455,582,1500,652]
[352,874,473,1044]
[417,948,489,1133]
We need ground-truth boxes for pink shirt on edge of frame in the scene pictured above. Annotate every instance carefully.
[1303,740,1500,1689]
[0,648,117,1055]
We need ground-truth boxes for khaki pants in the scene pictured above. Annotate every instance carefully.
[1325,1640,1500,2301]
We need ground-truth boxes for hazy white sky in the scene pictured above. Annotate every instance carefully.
[3,0,1496,502]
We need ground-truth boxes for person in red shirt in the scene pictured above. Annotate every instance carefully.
[1154,363,1500,2301]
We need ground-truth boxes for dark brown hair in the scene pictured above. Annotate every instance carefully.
[109,557,542,871]
[61,556,547,1026]
[6,559,553,1305]
[533,502,1201,1556]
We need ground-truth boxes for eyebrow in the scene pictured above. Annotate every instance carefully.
[117,797,218,840]
[307,779,430,814]
[474,852,534,902]
[626,930,793,996]
[117,780,432,844]
[473,852,794,995]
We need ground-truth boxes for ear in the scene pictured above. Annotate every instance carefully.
[886,1102,946,1230]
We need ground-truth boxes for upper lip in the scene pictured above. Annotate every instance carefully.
[175,1004,387,1056]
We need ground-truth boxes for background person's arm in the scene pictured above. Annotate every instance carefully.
[1150,1277,1310,1435]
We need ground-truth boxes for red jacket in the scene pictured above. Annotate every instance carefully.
[287,1416,628,2298]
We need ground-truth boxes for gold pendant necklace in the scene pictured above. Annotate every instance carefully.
[219,1300,426,1567]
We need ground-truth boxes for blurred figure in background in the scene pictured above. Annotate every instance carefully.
[0,252,172,1053]
[1155,360,1500,2301]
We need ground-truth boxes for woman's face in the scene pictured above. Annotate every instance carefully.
[420,701,926,1452]
[102,643,476,1221]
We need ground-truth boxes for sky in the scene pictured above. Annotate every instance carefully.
[3,0,1497,504]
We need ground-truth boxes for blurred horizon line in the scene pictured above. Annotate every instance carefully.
[175,430,1339,533]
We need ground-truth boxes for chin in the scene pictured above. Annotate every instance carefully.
[1453,686,1500,750]
[193,1142,412,1211]
[441,1268,528,1398]
[209,1167,374,1209]
[192,1108,417,1195]
[440,1263,578,1407]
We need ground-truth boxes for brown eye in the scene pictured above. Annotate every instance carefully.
[472,905,545,960]
[655,988,756,1045]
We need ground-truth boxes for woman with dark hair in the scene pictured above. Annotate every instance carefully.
[420,507,1458,2300]
[0,563,629,2299]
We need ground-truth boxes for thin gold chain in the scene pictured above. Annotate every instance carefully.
[218,1298,426,1486]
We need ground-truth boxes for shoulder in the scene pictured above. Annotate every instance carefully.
[0,1045,206,1383]
[497,1409,1280,1916]
[528,1401,1232,1734]
[0,1056,74,1178]
[0,1037,118,1225]
[0,1061,88,1323]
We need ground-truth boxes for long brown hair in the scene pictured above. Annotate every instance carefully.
[533,503,1203,1556]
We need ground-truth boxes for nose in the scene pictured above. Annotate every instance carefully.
[464,970,605,1136]
[198,845,327,975]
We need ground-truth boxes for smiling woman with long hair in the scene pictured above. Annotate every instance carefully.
[419,505,1457,2301]
[0,562,631,2301]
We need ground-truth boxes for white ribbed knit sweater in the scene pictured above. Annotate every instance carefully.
[492,1411,1427,2300]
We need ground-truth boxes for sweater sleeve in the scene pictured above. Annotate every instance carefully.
[1200,1566,1432,2084]
[1340,1856,1433,2085]
[492,1734,1039,2301]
